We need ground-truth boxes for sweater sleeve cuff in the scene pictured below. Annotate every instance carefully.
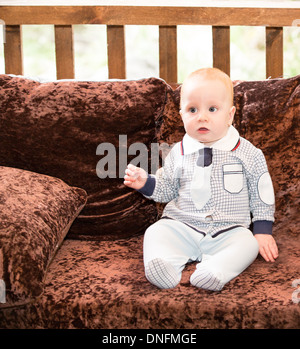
[137,174,156,196]
[253,220,273,235]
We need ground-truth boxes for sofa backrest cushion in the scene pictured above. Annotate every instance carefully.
[0,76,178,241]
[233,75,300,233]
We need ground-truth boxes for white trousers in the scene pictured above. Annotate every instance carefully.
[143,219,259,291]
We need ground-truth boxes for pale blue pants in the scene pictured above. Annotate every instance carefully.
[143,219,259,291]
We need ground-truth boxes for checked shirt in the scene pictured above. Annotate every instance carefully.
[139,126,275,237]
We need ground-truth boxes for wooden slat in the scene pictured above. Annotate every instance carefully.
[107,25,126,79]
[266,27,283,78]
[1,6,300,27]
[4,25,23,75]
[159,26,177,83]
[212,26,230,76]
[54,25,74,79]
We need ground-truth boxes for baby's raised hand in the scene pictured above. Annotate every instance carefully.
[124,164,147,190]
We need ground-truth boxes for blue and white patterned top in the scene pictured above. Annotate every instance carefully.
[139,126,275,237]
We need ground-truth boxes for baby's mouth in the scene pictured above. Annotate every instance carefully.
[198,127,209,133]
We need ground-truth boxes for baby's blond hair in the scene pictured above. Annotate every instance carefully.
[181,67,234,107]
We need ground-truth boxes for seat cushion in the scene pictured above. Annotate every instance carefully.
[0,223,298,329]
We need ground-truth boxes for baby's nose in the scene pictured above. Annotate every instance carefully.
[197,112,208,121]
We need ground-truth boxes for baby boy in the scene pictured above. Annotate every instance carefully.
[124,68,278,291]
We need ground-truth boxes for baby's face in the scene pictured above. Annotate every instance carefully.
[180,77,235,146]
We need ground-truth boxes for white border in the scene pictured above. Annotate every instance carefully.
[0,1,299,9]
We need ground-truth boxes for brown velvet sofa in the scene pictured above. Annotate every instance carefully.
[0,74,299,329]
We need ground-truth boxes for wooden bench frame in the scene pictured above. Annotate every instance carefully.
[1,1,300,82]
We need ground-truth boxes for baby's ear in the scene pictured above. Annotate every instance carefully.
[228,106,236,125]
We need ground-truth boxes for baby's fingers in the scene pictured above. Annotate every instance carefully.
[126,164,140,177]
[124,173,136,183]
[124,165,140,187]
[125,168,138,179]
[259,246,274,262]
[123,179,134,187]
[269,240,279,260]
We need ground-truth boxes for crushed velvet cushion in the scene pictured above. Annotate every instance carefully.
[0,75,178,241]
[0,231,299,329]
[0,166,87,307]
[233,75,300,231]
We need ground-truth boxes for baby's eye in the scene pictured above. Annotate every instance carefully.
[189,107,197,114]
[209,106,217,112]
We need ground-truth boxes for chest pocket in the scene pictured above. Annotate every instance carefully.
[223,163,243,194]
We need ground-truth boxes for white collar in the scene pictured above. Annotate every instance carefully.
[181,126,240,155]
